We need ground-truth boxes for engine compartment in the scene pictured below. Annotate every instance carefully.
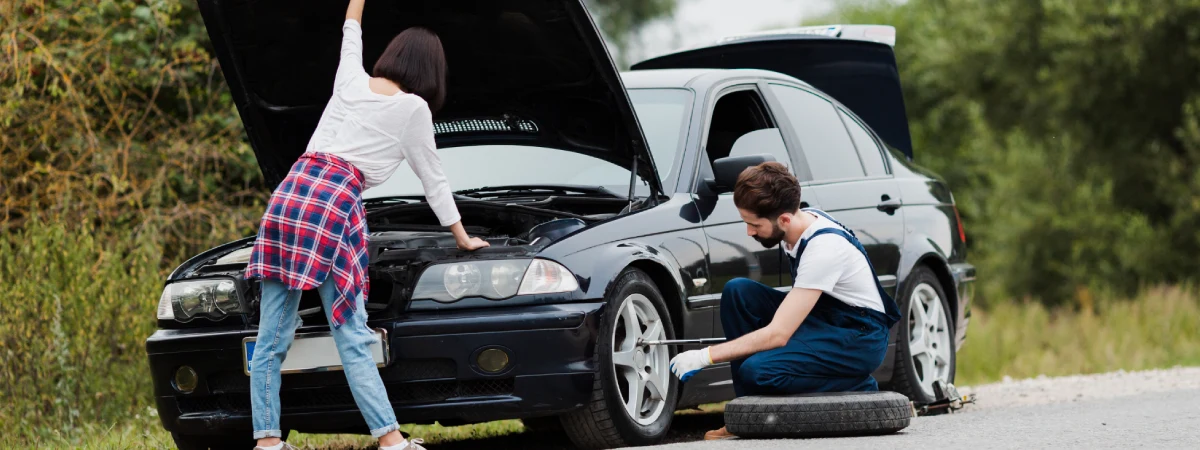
[365,197,623,250]
[168,196,626,327]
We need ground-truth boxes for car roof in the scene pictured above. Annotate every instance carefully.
[620,68,813,90]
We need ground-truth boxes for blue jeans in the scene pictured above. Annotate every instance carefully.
[250,278,400,439]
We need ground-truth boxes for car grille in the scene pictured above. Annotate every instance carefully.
[178,378,514,414]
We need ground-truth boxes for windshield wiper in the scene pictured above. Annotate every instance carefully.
[455,184,626,199]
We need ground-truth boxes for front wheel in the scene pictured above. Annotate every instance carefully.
[561,268,679,449]
[890,265,956,405]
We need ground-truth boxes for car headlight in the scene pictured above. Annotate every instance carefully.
[157,278,246,321]
[412,258,579,302]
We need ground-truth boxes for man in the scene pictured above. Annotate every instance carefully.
[668,161,902,440]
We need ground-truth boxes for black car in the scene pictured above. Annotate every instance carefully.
[147,2,975,449]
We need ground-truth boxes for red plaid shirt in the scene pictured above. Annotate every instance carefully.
[245,152,369,328]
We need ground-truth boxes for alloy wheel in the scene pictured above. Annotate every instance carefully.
[610,293,670,426]
[907,283,952,397]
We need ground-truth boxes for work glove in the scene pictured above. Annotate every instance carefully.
[669,347,712,382]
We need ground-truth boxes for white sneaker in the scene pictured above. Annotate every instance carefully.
[254,442,299,450]
[383,437,426,450]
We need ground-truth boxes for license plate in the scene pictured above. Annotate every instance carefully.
[242,329,389,375]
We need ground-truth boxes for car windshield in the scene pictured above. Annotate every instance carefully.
[362,88,692,199]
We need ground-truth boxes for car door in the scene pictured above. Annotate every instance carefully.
[763,82,905,293]
[689,83,804,330]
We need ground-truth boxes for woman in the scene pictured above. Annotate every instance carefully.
[244,1,486,449]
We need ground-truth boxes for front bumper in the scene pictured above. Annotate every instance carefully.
[146,302,605,435]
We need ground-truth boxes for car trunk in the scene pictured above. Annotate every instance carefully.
[631,30,915,159]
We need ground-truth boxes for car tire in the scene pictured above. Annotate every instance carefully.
[724,391,912,438]
[890,265,956,405]
[561,267,679,449]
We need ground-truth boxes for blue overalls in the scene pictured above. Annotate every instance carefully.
[720,209,902,396]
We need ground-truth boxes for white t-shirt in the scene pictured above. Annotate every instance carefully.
[304,19,461,227]
[783,211,885,313]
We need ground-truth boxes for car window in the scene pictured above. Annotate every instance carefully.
[839,108,887,177]
[728,128,792,173]
[768,84,864,181]
[628,89,692,183]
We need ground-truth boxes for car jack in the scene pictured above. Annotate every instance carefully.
[913,380,976,416]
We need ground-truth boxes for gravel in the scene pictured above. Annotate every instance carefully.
[630,366,1200,450]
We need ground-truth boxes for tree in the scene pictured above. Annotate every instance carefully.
[830,0,1200,304]
[585,0,678,68]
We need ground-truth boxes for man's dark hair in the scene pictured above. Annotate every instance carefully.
[733,161,802,219]
[373,27,447,113]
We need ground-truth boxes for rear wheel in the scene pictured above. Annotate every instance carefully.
[890,266,956,404]
[561,268,679,449]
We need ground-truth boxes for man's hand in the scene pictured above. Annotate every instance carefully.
[669,347,712,382]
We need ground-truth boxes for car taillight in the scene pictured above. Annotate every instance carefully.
[953,205,966,244]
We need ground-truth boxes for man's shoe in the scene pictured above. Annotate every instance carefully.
[704,426,737,440]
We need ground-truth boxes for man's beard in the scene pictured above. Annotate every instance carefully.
[753,224,786,248]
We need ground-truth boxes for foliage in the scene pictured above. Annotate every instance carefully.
[0,218,164,443]
[1,0,266,260]
[827,0,1200,305]
[585,0,678,68]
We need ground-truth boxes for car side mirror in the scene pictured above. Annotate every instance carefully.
[703,154,777,194]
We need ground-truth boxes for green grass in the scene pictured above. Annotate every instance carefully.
[955,285,1200,385]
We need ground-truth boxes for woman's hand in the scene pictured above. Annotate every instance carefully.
[457,237,490,251]
[449,221,490,251]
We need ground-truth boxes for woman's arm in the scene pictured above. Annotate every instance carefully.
[334,0,367,90]
[399,106,490,251]
[346,0,365,22]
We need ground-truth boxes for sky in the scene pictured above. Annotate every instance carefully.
[620,0,842,64]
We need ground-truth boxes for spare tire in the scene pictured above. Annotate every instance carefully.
[724,391,913,439]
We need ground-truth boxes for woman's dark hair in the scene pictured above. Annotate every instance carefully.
[372,26,447,113]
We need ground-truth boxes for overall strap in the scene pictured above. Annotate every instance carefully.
[795,217,902,327]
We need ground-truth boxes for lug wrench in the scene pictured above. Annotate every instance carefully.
[636,338,727,346]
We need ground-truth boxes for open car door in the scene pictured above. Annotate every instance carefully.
[632,25,914,160]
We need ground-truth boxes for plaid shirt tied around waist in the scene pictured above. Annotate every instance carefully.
[245,152,369,329]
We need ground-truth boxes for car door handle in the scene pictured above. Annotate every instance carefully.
[877,196,902,213]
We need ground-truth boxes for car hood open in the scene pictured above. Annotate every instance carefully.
[196,0,661,193]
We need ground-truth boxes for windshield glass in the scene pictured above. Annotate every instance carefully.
[362,88,692,199]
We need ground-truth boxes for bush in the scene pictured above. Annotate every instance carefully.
[0,217,165,443]
[1,0,265,260]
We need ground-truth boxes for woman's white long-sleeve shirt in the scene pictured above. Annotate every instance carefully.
[304,19,461,227]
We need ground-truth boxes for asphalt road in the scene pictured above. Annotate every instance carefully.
[425,367,1200,450]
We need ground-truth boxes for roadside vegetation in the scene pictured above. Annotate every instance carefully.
[4,0,1200,447]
